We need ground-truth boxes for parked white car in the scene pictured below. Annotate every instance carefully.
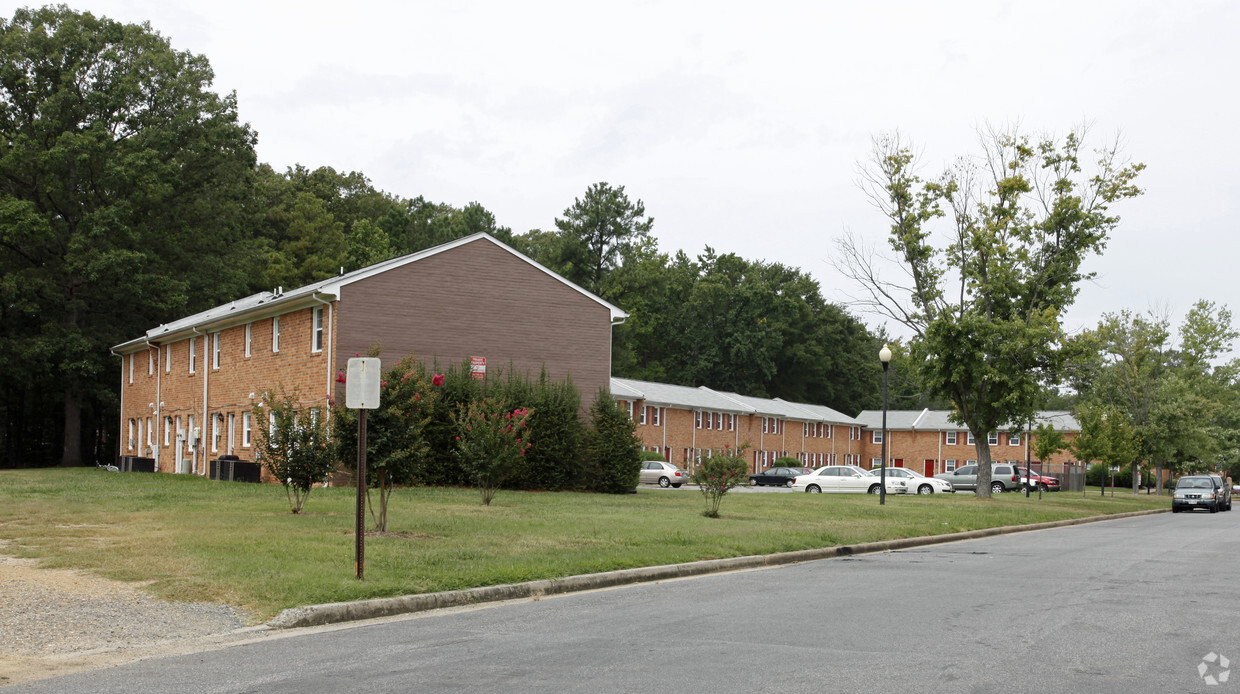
[791,465,907,494]
[867,467,954,495]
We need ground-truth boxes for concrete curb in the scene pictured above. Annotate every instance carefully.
[267,507,1167,629]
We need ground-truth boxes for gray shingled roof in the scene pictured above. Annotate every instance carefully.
[854,409,1079,432]
[609,378,755,413]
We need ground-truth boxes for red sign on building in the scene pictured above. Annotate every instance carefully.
[470,356,486,380]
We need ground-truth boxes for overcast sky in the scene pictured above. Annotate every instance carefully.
[47,0,1240,345]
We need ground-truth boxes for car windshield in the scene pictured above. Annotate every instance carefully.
[1178,478,1212,489]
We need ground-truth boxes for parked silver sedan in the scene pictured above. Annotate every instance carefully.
[639,461,691,488]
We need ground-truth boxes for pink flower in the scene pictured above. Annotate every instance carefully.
[414,393,421,401]
[455,436,461,441]
[431,374,445,387]
[335,371,346,384]
[354,352,360,358]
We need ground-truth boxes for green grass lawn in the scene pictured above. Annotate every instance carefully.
[0,469,1169,622]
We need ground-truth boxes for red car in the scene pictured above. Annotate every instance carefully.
[1020,468,1060,492]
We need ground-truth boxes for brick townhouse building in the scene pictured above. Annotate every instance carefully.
[614,374,1081,477]
[611,377,868,473]
[851,409,1080,477]
[112,233,625,475]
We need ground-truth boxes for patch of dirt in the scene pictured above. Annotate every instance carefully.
[0,540,252,688]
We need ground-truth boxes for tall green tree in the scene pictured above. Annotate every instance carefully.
[838,128,1144,497]
[553,182,653,296]
[0,6,258,466]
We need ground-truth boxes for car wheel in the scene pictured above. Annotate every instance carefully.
[1172,506,1181,513]
[1039,483,1048,492]
[749,479,758,486]
[807,485,821,493]
[917,484,933,495]
[1211,502,1220,513]
[672,483,682,488]
[784,480,794,488]
[867,484,881,494]
[658,477,671,488]
[991,482,1005,494]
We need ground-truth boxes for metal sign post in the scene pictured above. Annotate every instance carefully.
[345,357,381,580]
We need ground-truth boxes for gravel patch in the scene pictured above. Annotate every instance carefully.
[0,543,251,686]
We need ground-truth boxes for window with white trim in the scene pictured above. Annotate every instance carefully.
[245,323,252,358]
[871,457,882,468]
[242,412,252,447]
[967,432,976,445]
[165,344,171,373]
[128,354,134,384]
[127,419,135,450]
[651,407,661,426]
[312,307,324,352]
[695,411,702,428]
[639,406,647,425]
[706,412,713,430]
[272,317,281,352]
[187,415,196,451]
[945,459,957,472]
[1009,431,1021,446]
[872,430,884,444]
[945,431,957,445]
[987,432,999,446]
[148,350,153,375]
[211,414,221,453]
[269,411,276,437]
[212,332,221,369]
[164,417,172,446]
[189,338,196,374]
[714,412,722,430]
[728,413,735,431]
[145,417,153,447]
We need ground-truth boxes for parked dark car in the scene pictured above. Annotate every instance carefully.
[1209,474,1233,511]
[1172,475,1230,513]
[749,466,810,487]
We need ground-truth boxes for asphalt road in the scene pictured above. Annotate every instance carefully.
[11,508,1240,694]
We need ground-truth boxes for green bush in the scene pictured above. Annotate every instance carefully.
[691,448,749,518]
[639,450,666,462]
[772,456,801,468]
[253,389,334,514]
[584,389,642,494]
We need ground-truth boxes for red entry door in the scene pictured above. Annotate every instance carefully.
[893,458,904,468]
[924,459,935,476]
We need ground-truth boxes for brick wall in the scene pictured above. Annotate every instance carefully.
[119,304,336,475]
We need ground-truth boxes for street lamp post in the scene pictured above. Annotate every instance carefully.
[879,344,892,506]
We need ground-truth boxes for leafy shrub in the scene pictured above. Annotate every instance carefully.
[692,445,750,518]
[584,390,642,494]
[639,450,666,462]
[332,355,442,530]
[455,397,532,505]
[772,456,801,468]
[253,389,334,514]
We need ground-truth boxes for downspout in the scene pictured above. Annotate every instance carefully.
[312,293,334,424]
[192,327,207,475]
[691,410,697,468]
[937,430,943,475]
[110,347,124,466]
[145,339,161,473]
